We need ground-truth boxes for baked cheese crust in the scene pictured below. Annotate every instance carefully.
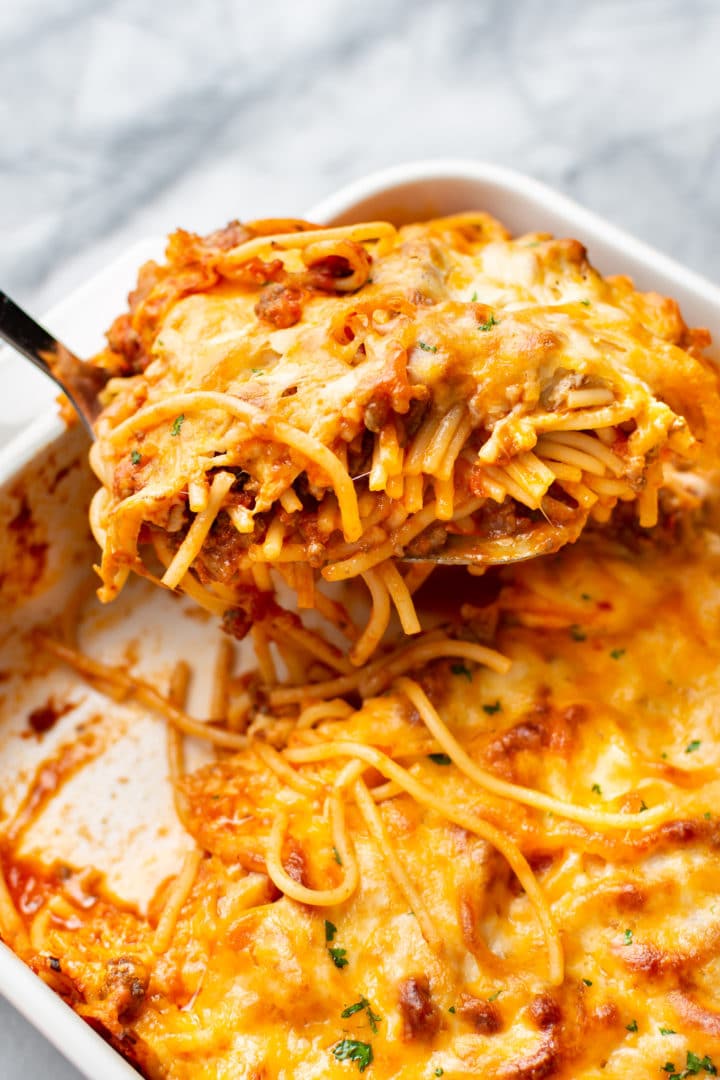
[6,513,720,1079]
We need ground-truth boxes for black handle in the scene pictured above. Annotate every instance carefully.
[0,290,59,376]
[0,290,97,436]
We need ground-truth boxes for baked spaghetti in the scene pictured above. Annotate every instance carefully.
[4,507,720,1079]
[87,214,720,662]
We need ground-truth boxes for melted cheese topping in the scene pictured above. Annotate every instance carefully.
[87,214,720,664]
[7,518,720,1079]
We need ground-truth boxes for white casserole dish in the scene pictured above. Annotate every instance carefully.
[2,159,720,1080]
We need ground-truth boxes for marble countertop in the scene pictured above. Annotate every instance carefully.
[2,0,720,1076]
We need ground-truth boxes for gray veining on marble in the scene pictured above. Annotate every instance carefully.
[2,0,720,1076]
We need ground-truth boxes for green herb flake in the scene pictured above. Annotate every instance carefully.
[250,367,264,374]
[417,341,438,353]
[639,800,648,812]
[580,299,591,306]
[623,928,633,946]
[470,292,478,302]
[428,753,452,766]
[487,989,503,1002]
[664,1051,718,1078]
[341,999,368,1019]
[581,592,592,601]
[478,313,498,332]
[610,648,626,660]
[333,846,343,866]
[570,625,587,641]
[660,1027,677,1036]
[582,978,593,987]
[483,700,502,715]
[367,1006,381,1033]
[705,812,713,820]
[434,1071,445,1078]
[340,996,381,1031]
[626,1019,638,1032]
[686,739,702,753]
[170,414,185,437]
[448,1005,456,1014]
[451,662,473,681]
[329,946,349,969]
[591,783,602,795]
[325,919,337,942]
[130,450,142,465]
[332,1038,373,1072]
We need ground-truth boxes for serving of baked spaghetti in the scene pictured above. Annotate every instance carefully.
[2,208,720,1080]
[87,213,720,662]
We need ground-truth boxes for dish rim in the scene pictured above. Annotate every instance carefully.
[2,156,720,1080]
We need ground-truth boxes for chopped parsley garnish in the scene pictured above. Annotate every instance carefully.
[365,1007,382,1035]
[451,662,473,681]
[478,313,497,331]
[688,1052,717,1075]
[582,978,592,987]
[570,625,587,641]
[610,648,626,660]
[581,592,592,601]
[339,999,364,1019]
[705,812,713,820]
[660,1027,677,1036]
[580,299,591,306]
[448,1005,456,1014]
[626,1019,638,1032]
[332,1038,373,1072]
[341,996,382,1033]
[170,414,185,437]
[591,783,602,795]
[470,292,478,302]
[325,919,337,942]
[418,341,437,353]
[333,846,343,866]
[487,989,503,1002]
[250,367,264,374]
[130,450,142,465]
[639,800,648,812]
[483,700,502,715]
[663,1051,718,1077]
[686,739,702,753]
[428,753,452,765]
[435,1071,444,1078]
[329,946,349,969]
[623,928,633,945]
